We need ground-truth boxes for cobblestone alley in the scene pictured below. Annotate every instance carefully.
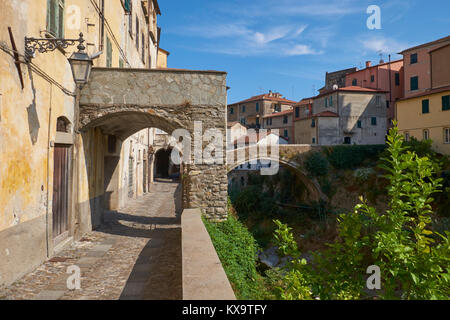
[0,181,182,300]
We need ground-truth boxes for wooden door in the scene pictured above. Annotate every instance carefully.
[52,144,70,239]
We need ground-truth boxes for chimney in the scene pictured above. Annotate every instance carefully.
[269,90,273,97]
[366,61,372,68]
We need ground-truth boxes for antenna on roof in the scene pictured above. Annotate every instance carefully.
[378,51,385,64]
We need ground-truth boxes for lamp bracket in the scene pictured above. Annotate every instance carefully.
[25,33,86,61]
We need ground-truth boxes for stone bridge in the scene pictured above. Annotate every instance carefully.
[226,145,328,202]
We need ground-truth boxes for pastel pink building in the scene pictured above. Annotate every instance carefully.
[345,59,404,128]
[399,35,450,99]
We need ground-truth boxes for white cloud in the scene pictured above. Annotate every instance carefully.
[361,36,410,54]
[284,45,322,56]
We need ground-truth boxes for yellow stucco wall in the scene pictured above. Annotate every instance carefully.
[0,0,77,232]
[397,90,450,155]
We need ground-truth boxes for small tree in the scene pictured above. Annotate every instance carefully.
[272,124,449,300]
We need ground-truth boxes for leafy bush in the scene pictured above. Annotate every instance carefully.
[325,145,386,169]
[272,125,450,300]
[304,152,329,177]
[353,168,375,182]
[203,212,267,300]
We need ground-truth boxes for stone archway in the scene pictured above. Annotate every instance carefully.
[226,145,328,203]
[75,68,229,227]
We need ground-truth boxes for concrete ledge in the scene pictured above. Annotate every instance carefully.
[182,208,236,300]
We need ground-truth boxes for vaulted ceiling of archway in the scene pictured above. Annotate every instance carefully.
[85,111,182,140]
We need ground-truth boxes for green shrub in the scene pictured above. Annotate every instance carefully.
[203,214,267,300]
[304,152,329,177]
[272,125,449,300]
[353,168,375,182]
[325,145,386,169]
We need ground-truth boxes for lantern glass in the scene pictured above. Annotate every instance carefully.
[68,51,93,86]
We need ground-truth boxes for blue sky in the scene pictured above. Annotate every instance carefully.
[158,0,450,104]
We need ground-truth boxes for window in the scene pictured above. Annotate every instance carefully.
[242,105,246,113]
[142,33,145,63]
[312,137,316,144]
[240,118,246,125]
[106,37,112,67]
[442,95,450,111]
[256,103,260,112]
[311,119,316,128]
[295,107,300,118]
[371,75,375,82]
[410,76,419,91]
[128,2,133,37]
[371,117,377,126]
[357,120,362,128]
[325,98,328,107]
[329,96,333,107]
[284,129,288,138]
[422,99,430,114]
[344,137,351,145]
[352,79,357,86]
[56,116,70,133]
[283,115,288,124]
[376,96,381,107]
[386,101,390,109]
[230,107,234,115]
[445,128,450,144]
[47,0,65,38]
[405,132,410,142]
[423,129,430,141]
[395,73,400,86]
[124,0,131,13]
[411,53,418,64]
[136,17,140,49]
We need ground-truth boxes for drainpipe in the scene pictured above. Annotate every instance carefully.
[99,0,105,51]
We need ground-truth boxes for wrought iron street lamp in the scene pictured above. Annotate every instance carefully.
[25,33,93,88]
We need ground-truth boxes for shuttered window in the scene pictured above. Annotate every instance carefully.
[47,0,65,38]
[422,99,429,114]
[106,37,112,67]
[124,0,131,12]
[410,76,419,91]
[136,17,139,49]
[442,95,450,111]
[395,73,400,86]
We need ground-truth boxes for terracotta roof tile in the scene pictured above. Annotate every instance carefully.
[262,109,293,119]
[313,111,339,118]
[229,94,296,106]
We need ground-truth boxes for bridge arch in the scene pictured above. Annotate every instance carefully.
[226,145,328,202]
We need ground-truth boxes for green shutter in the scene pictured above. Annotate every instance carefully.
[443,95,450,111]
[422,99,429,114]
[411,76,419,91]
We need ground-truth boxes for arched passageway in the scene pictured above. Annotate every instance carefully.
[75,68,229,231]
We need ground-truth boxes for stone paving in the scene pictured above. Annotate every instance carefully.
[0,181,182,300]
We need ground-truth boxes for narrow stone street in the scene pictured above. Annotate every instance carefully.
[0,181,182,300]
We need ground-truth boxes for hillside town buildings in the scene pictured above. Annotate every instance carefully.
[396,36,450,155]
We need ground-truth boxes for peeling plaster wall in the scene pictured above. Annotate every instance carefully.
[0,0,76,285]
